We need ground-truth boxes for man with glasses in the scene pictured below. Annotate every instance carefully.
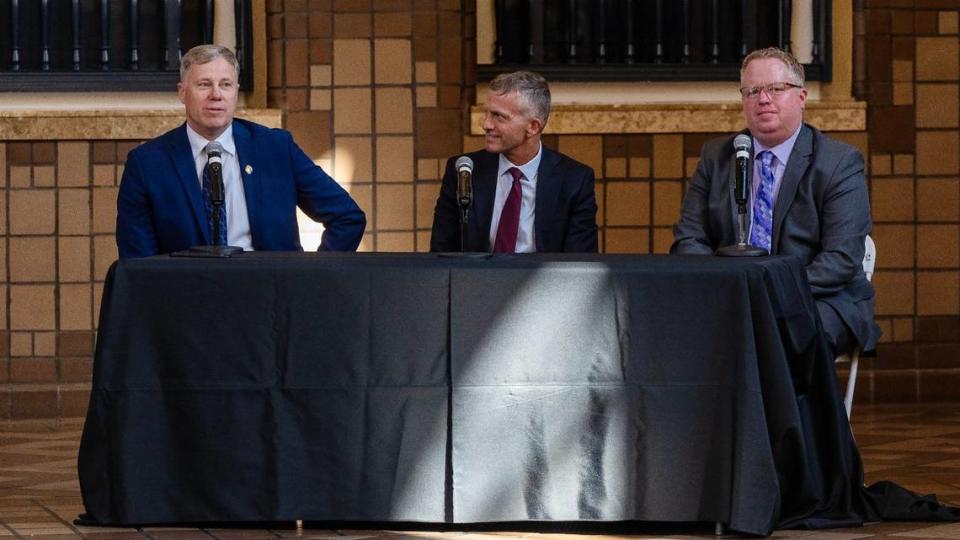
[671,47,879,356]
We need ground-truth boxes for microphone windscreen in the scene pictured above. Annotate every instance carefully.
[733,134,752,152]
[206,142,224,165]
[456,155,474,174]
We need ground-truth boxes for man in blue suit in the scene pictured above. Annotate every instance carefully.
[116,44,365,259]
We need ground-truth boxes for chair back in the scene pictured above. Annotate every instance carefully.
[863,235,876,282]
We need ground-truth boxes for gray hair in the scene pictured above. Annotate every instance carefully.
[489,71,552,126]
[740,47,805,86]
[180,44,240,81]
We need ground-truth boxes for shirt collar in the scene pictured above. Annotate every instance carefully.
[185,123,236,160]
[753,124,802,166]
[498,142,543,181]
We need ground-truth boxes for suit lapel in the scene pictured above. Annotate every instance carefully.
[233,120,259,247]
[472,152,498,251]
[168,124,210,244]
[771,124,813,253]
[727,150,739,240]
[534,147,561,252]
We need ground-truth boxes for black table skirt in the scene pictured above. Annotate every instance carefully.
[78,253,870,536]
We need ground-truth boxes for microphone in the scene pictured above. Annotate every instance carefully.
[455,155,473,210]
[206,142,225,205]
[170,140,243,256]
[454,156,474,253]
[716,133,765,257]
[733,134,751,205]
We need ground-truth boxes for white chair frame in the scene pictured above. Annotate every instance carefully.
[837,235,876,419]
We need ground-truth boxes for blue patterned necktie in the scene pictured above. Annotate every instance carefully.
[750,150,775,252]
[201,151,228,246]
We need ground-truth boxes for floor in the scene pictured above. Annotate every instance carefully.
[1,405,959,539]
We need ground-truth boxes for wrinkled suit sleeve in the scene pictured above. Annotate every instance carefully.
[116,148,160,259]
[671,145,720,255]
[288,133,366,251]
[430,157,461,252]
[562,165,599,253]
[806,149,870,296]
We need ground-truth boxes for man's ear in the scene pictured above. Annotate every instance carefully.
[527,117,544,137]
[177,82,185,104]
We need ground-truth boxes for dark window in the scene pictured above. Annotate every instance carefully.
[479,0,831,82]
[0,0,254,91]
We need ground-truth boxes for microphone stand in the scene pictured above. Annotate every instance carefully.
[458,195,470,253]
[716,201,767,257]
[173,152,243,258]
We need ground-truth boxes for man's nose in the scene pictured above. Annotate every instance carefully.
[482,113,493,131]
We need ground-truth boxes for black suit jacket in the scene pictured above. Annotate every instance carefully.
[672,124,881,352]
[430,147,598,253]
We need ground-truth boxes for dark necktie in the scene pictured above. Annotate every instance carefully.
[749,151,775,252]
[201,145,228,246]
[493,167,523,253]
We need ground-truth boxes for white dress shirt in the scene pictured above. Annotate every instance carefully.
[185,124,253,250]
[488,143,542,253]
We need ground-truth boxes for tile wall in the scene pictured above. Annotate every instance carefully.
[856,1,960,403]
[2,0,960,420]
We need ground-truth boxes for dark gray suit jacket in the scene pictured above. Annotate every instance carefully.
[671,123,881,352]
[430,147,598,253]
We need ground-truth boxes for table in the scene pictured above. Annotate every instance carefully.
[78,253,868,536]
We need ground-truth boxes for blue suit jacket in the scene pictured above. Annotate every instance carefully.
[430,147,598,253]
[117,119,365,259]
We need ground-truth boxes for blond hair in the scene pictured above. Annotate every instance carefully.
[740,47,805,86]
[180,44,240,81]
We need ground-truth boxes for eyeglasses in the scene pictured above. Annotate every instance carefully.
[739,82,802,100]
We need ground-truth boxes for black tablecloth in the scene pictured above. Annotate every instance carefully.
[78,253,870,536]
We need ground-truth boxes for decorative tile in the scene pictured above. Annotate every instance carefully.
[374,39,412,84]
[375,184,414,230]
[333,40,371,86]
[917,271,960,316]
[416,86,437,108]
[917,178,960,222]
[916,84,959,128]
[333,88,373,134]
[8,237,55,283]
[375,137,414,182]
[605,227,649,254]
[605,182,649,226]
[334,136,373,183]
[916,131,959,175]
[310,64,332,87]
[375,88,413,133]
[916,37,959,81]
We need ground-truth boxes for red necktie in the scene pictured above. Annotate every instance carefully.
[493,167,523,253]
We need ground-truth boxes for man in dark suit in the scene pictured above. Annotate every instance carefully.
[430,71,597,253]
[672,47,880,355]
[117,44,365,259]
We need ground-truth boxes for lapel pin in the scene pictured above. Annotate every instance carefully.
[244,165,253,175]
